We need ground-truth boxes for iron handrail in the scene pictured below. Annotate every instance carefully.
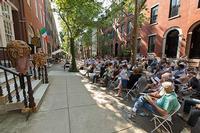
[0,65,19,76]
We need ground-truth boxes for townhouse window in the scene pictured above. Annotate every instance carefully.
[148,35,156,53]
[1,3,14,43]
[198,0,200,8]
[127,21,133,34]
[150,5,158,24]
[137,38,141,53]
[169,0,180,18]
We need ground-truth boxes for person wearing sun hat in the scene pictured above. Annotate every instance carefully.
[129,81,179,118]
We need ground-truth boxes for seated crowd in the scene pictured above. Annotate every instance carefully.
[82,55,200,133]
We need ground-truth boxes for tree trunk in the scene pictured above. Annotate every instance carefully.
[69,38,78,72]
[131,0,139,65]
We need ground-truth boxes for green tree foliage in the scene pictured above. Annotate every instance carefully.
[54,0,102,72]
[95,0,146,63]
[82,29,93,58]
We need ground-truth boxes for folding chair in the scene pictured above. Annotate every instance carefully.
[124,76,148,99]
[123,81,138,100]
[107,76,119,90]
[151,103,181,133]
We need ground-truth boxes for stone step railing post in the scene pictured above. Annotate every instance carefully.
[19,74,28,108]
[26,74,36,109]
[44,65,49,83]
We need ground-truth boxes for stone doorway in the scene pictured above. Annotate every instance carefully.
[165,29,179,58]
[189,24,200,59]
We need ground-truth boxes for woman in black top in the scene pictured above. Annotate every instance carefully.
[127,67,142,89]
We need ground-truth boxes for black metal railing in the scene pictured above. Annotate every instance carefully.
[0,47,12,68]
[0,65,35,108]
[0,46,49,111]
[30,64,49,84]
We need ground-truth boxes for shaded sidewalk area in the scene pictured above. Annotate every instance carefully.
[0,63,199,133]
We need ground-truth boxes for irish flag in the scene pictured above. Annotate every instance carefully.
[40,27,48,43]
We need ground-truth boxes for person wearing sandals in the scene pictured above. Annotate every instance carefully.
[116,64,129,97]
[129,81,179,118]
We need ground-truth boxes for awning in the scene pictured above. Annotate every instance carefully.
[52,49,65,55]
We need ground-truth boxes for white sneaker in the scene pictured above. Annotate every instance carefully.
[180,127,191,133]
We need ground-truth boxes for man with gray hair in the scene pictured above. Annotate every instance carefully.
[129,81,179,118]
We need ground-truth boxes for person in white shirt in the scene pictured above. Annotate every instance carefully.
[116,64,129,97]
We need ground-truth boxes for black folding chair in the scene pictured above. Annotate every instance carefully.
[123,76,148,100]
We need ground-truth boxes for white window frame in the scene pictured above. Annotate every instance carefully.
[27,0,31,7]
[150,4,159,24]
[169,0,180,18]
[35,0,39,18]
[148,34,156,53]
[0,2,15,47]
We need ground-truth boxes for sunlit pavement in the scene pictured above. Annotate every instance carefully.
[0,63,199,133]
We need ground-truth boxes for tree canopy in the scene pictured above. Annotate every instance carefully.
[54,0,103,71]
[55,0,102,38]
[55,0,147,70]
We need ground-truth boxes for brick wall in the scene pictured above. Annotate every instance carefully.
[140,0,200,58]
[24,0,45,36]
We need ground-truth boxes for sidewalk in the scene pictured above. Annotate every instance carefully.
[0,63,199,133]
[0,64,146,133]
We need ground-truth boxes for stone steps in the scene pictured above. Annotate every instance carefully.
[10,80,42,104]
[0,68,49,114]
[34,84,49,111]
[0,79,49,114]
[0,80,41,113]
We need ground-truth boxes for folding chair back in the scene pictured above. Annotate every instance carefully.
[151,103,181,133]
[123,76,148,99]
[123,80,138,99]
[134,76,148,95]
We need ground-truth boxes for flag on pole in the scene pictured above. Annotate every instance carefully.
[40,27,48,43]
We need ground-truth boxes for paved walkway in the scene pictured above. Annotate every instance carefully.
[0,63,199,133]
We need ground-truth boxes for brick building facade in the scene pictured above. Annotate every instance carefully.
[16,0,47,53]
[0,0,59,55]
[140,0,200,59]
[44,0,59,56]
[99,14,134,57]
[103,0,200,60]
